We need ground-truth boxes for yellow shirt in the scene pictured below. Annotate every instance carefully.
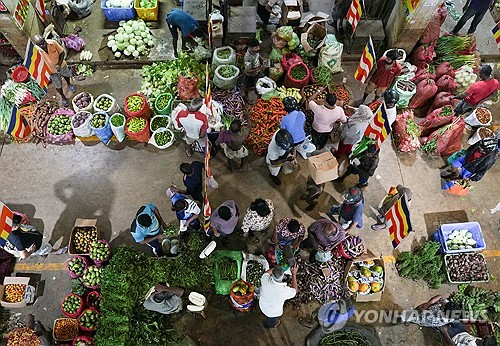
[39,39,65,73]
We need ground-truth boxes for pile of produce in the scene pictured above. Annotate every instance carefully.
[454,66,477,93]
[163,224,178,237]
[231,279,254,296]
[449,284,500,321]
[78,309,99,330]
[29,98,59,145]
[420,117,465,157]
[289,64,307,80]
[215,257,238,280]
[71,227,98,254]
[3,284,26,303]
[320,329,371,346]
[73,336,94,346]
[1,79,44,106]
[61,295,83,315]
[95,96,113,112]
[72,112,91,128]
[302,84,327,101]
[47,114,72,135]
[153,130,173,146]
[330,85,350,106]
[275,86,302,101]
[216,48,231,60]
[150,116,169,131]
[445,229,477,251]
[127,117,146,133]
[445,253,489,283]
[473,108,491,125]
[138,0,155,7]
[71,278,87,296]
[212,88,245,119]
[154,94,172,112]
[477,127,494,140]
[73,93,92,110]
[110,113,124,127]
[396,241,445,289]
[245,262,265,285]
[67,257,87,277]
[393,110,421,152]
[104,0,133,8]
[90,240,111,262]
[53,318,78,341]
[408,78,438,109]
[246,98,287,155]
[107,19,155,59]
[312,66,333,86]
[436,35,476,68]
[290,256,346,307]
[5,327,42,346]
[346,261,384,296]
[126,95,144,112]
[91,113,108,129]
[83,266,103,287]
[87,291,101,309]
[217,66,238,78]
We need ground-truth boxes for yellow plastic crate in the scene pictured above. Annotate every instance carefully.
[134,0,158,21]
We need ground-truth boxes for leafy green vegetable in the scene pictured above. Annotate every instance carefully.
[449,284,500,322]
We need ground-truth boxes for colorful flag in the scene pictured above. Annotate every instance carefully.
[0,201,14,248]
[492,22,500,49]
[386,192,413,248]
[6,105,31,139]
[346,0,362,33]
[354,36,376,83]
[23,40,51,91]
[203,136,212,236]
[364,102,391,149]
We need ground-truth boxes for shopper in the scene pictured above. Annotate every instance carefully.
[357,49,401,105]
[372,185,413,231]
[309,89,347,150]
[166,8,204,58]
[300,176,325,211]
[273,218,306,249]
[453,65,500,115]
[331,187,364,232]
[216,117,251,172]
[332,104,373,160]
[382,89,399,128]
[179,161,204,203]
[304,218,345,262]
[259,265,298,328]
[241,198,274,243]
[441,137,498,182]
[175,98,208,157]
[168,188,201,233]
[281,97,306,148]
[130,204,168,256]
[451,0,495,36]
[266,129,295,186]
[334,142,380,188]
[257,0,279,28]
[210,200,239,239]
[3,214,67,259]
[33,35,75,107]
[243,39,265,101]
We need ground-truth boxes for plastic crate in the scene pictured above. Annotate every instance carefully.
[444,253,490,284]
[438,222,485,254]
[134,0,158,21]
[101,0,136,21]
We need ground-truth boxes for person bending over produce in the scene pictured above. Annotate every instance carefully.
[302,218,345,262]
[357,49,401,105]
[309,89,347,150]
[259,265,298,328]
[330,187,364,232]
[175,98,208,157]
[441,137,498,182]
[130,204,168,256]
[400,295,455,327]
[332,104,373,160]
[2,214,67,259]
[179,161,204,203]
[451,0,495,36]
[440,321,497,346]
[167,186,201,233]
[372,185,413,231]
[334,142,380,188]
[33,35,75,107]
[241,198,274,243]
[216,116,251,172]
[210,200,239,242]
[453,65,499,115]
[273,218,305,250]
[281,96,306,149]
[244,39,266,101]
[166,9,205,58]
[266,129,295,185]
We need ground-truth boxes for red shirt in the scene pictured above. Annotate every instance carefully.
[464,79,500,105]
[370,57,402,88]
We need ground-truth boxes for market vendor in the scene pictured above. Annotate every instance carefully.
[281,97,306,148]
[244,39,266,101]
[33,34,75,107]
[309,89,347,150]
[167,186,201,232]
[130,204,168,256]
[266,129,295,186]
[273,218,305,250]
[357,49,401,105]
[382,89,399,128]
[453,65,499,115]
[303,218,345,262]
[372,185,413,231]
[401,295,455,327]
[332,104,373,160]
[210,200,239,240]
[440,321,497,346]
[179,161,204,203]
[241,198,274,243]
[441,137,498,182]
[259,264,298,328]
[175,98,208,157]
[330,187,364,232]
[166,8,205,58]
[216,116,252,172]
[334,142,380,188]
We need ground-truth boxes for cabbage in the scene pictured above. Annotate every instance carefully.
[127,45,135,53]
[115,51,121,58]
[107,40,114,48]
[132,50,140,58]
[288,32,300,50]
[276,26,293,41]
[124,49,131,56]
[137,45,145,52]
[117,27,124,34]
[115,33,124,42]
[112,45,118,52]
[141,31,148,38]
[130,38,137,45]
[125,26,133,34]
[147,40,154,46]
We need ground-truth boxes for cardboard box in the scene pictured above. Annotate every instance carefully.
[343,250,386,302]
[299,11,330,31]
[0,276,30,308]
[68,219,99,256]
[308,151,338,184]
[300,22,327,52]
[280,0,302,25]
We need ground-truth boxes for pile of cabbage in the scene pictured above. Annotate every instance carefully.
[454,65,477,94]
[107,19,155,58]
[105,0,133,8]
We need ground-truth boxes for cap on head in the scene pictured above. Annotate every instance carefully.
[367,142,378,154]
[325,93,337,107]
[272,265,285,282]
[275,129,293,150]
[180,163,193,175]
[479,64,492,78]
[189,98,204,112]
[344,187,363,204]
[383,89,400,106]
[386,49,399,61]
[251,198,270,217]
[138,214,152,227]
[282,96,299,113]
[218,206,231,221]
[248,38,260,47]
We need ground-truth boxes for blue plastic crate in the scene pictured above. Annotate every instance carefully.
[438,222,485,254]
[101,0,136,21]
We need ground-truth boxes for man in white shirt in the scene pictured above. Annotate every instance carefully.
[175,98,209,157]
[266,129,295,186]
[259,264,298,328]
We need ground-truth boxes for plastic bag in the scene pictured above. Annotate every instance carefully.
[410,45,436,68]
[271,32,287,49]
[90,112,113,145]
[207,175,218,189]
[109,113,126,142]
[432,118,466,157]
[281,53,303,72]
[443,179,469,196]
[276,26,294,41]
[419,5,447,45]
[284,62,310,89]
[269,48,283,63]
[213,46,236,68]
[288,32,300,50]
[427,92,457,114]
[435,62,455,80]
[269,63,284,81]
[72,111,93,137]
[408,78,438,109]
[318,37,344,74]
[411,69,435,85]
[177,76,201,100]
[46,109,74,144]
[463,108,492,127]
[93,94,119,114]
[213,65,239,90]
[193,44,211,61]
[61,34,86,52]
[240,253,269,284]
[68,0,92,19]
[148,128,175,149]
[256,77,276,95]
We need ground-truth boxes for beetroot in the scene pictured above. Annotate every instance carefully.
[409,78,438,109]
[419,106,455,137]
[435,62,455,80]
[436,75,459,94]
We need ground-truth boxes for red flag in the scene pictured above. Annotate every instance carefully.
[346,0,362,33]
[0,201,14,248]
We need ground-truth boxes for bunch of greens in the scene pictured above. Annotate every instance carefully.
[449,284,500,322]
[313,66,333,86]
[396,241,445,289]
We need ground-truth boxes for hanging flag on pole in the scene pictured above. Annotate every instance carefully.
[354,36,376,83]
[23,40,51,91]
[202,61,212,236]
[364,102,391,149]
[492,22,500,49]
[386,192,413,248]
[6,105,31,139]
[346,0,363,33]
[0,201,14,248]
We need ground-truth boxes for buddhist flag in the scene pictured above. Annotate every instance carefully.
[364,102,391,149]
[492,22,500,49]
[386,192,413,248]
[346,0,362,33]
[23,40,50,91]
[203,136,212,236]
[0,201,14,248]
[354,36,376,83]
[6,105,31,139]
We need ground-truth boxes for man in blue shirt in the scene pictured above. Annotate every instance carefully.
[166,9,204,58]
[451,0,494,35]
[180,161,204,203]
[281,96,306,147]
[130,204,168,256]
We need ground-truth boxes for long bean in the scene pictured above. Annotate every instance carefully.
[320,330,371,346]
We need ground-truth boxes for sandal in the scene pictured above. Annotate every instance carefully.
[274,320,281,328]
[251,238,259,243]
